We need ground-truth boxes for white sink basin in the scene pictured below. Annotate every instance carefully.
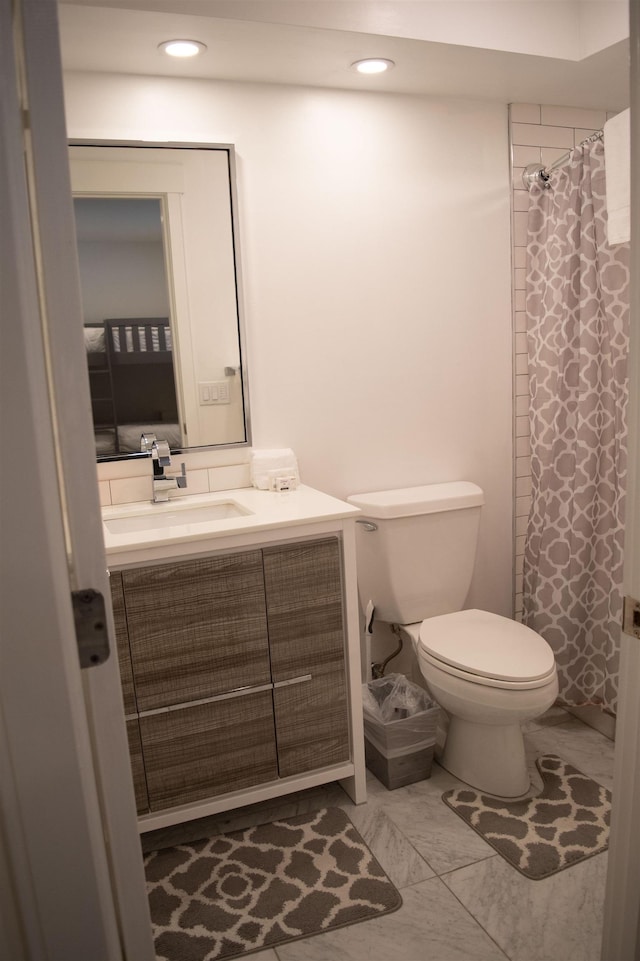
[104,501,251,535]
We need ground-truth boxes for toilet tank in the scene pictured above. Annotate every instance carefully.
[347,482,484,625]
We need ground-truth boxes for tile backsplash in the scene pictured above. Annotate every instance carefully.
[97,447,251,507]
[509,102,614,620]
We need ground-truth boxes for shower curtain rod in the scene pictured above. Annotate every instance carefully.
[522,129,604,190]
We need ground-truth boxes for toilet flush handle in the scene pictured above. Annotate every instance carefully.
[356,519,378,532]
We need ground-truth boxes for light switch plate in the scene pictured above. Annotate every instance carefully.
[199,381,230,405]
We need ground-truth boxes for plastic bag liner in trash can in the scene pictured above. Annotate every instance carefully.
[362,673,439,790]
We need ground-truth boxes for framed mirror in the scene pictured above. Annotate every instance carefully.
[69,141,251,461]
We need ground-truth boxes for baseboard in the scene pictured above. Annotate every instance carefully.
[567,705,616,741]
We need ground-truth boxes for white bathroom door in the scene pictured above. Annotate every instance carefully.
[0,0,154,957]
[601,3,640,957]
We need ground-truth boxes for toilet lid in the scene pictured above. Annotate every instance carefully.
[418,609,555,683]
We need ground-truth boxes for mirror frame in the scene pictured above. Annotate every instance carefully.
[69,138,252,462]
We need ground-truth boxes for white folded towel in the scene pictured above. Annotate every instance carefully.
[250,448,299,490]
[604,108,630,246]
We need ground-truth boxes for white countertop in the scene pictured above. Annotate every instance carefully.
[102,485,361,565]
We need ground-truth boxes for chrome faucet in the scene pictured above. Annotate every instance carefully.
[141,435,187,503]
[140,432,156,454]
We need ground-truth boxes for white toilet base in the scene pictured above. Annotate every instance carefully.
[441,716,530,797]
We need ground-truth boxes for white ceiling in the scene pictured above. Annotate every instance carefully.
[57,1,630,109]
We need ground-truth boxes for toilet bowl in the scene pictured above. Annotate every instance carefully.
[401,610,558,797]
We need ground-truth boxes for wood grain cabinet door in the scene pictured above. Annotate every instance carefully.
[126,718,149,815]
[262,538,351,777]
[139,690,278,810]
[109,570,137,715]
[121,551,270,712]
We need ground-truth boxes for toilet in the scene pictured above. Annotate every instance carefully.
[347,482,558,798]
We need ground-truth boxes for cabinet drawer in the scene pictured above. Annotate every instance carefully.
[110,572,137,715]
[139,690,278,811]
[122,551,270,712]
[126,718,149,815]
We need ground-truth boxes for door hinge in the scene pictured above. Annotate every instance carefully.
[622,595,640,640]
[72,589,111,668]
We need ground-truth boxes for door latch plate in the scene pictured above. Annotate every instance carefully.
[72,589,111,668]
[622,595,640,640]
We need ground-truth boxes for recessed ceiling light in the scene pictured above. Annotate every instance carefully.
[159,39,207,59]
[351,59,395,75]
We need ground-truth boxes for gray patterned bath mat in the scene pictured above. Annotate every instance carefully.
[442,755,611,880]
[145,807,402,960]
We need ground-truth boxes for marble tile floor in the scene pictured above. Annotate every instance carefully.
[142,708,615,961]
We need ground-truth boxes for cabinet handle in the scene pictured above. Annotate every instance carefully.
[356,519,378,532]
[131,676,314,720]
[136,682,275,718]
[273,674,312,689]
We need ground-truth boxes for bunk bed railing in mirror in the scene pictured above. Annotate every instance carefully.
[86,318,180,457]
[69,140,251,461]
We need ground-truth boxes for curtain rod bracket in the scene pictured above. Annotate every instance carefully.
[522,163,551,190]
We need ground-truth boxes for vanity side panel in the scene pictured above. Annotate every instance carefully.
[109,570,137,715]
[122,551,270,711]
[126,718,149,815]
[264,538,350,776]
[139,691,278,810]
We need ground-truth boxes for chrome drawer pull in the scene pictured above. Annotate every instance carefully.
[136,682,274,718]
[273,674,312,689]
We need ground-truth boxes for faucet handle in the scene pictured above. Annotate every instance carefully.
[152,438,171,466]
[140,432,157,453]
[176,463,187,490]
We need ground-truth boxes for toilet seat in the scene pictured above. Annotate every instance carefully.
[418,609,556,691]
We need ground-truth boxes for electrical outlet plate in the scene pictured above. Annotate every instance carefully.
[623,595,640,639]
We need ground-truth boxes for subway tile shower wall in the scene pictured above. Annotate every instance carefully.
[509,103,616,620]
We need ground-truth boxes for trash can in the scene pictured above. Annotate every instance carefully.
[362,673,440,790]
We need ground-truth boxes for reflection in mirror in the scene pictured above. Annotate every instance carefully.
[75,197,181,456]
[69,142,250,461]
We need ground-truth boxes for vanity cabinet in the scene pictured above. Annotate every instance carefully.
[111,536,351,818]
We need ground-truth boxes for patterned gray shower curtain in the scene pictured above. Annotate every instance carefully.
[523,138,630,714]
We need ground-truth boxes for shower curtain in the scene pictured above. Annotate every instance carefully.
[523,137,630,714]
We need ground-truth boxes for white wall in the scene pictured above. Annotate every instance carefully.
[579,0,629,59]
[64,72,513,617]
